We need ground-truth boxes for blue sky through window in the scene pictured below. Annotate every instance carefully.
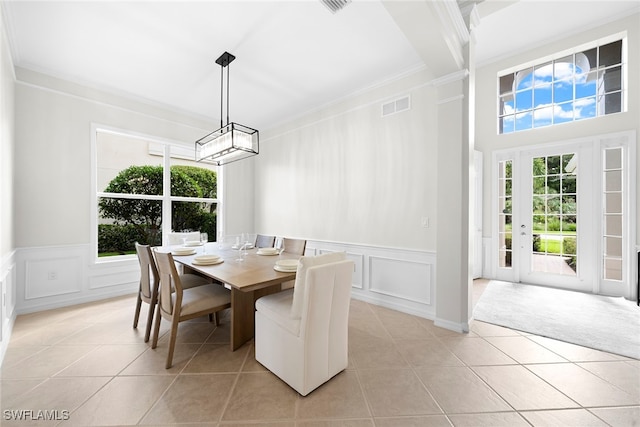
[498,39,623,134]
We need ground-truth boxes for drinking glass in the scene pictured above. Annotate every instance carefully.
[200,233,208,253]
[275,238,285,255]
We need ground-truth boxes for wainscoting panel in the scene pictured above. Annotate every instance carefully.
[25,257,83,299]
[369,256,431,304]
[16,245,139,314]
[1,251,17,366]
[306,241,436,319]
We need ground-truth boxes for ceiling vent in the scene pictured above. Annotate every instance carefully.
[382,95,411,117]
[320,0,352,14]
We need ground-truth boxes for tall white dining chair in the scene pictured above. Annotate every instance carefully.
[255,252,353,396]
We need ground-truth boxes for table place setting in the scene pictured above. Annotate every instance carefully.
[172,247,197,256]
[183,241,204,247]
[192,254,223,266]
[274,259,299,272]
[257,247,279,256]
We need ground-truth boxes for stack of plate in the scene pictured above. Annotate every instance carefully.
[172,247,196,256]
[184,241,203,247]
[274,259,299,272]
[257,247,279,256]
[192,254,223,266]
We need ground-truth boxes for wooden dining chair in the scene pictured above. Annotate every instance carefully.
[282,238,306,255]
[151,250,231,368]
[278,238,307,290]
[133,243,212,343]
[255,234,275,248]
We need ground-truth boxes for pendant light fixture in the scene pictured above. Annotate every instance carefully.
[195,51,259,165]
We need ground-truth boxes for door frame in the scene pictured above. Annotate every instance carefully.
[490,131,636,298]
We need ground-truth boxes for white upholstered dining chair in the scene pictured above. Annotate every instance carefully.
[255,252,353,396]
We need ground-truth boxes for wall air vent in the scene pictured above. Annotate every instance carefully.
[382,95,411,117]
[320,0,352,14]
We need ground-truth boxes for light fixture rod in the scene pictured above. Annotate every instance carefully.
[215,51,236,129]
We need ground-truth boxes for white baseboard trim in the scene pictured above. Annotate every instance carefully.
[434,317,470,334]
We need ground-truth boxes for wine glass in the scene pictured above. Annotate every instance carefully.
[200,232,208,253]
[275,238,285,255]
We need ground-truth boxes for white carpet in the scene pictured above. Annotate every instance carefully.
[473,281,640,359]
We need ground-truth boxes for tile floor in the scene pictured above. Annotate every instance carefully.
[1,281,638,426]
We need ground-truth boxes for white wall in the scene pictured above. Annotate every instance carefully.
[0,1,16,362]
[255,68,438,250]
[475,13,640,245]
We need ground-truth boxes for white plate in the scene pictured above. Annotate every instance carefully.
[193,259,223,266]
[194,255,220,262]
[257,249,278,256]
[274,265,297,273]
[172,248,196,256]
[276,259,299,268]
[184,241,204,247]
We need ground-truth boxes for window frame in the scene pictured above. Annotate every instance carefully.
[91,124,220,264]
[497,33,627,134]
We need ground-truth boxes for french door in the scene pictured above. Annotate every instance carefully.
[493,133,635,298]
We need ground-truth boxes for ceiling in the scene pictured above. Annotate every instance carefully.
[3,0,639,132]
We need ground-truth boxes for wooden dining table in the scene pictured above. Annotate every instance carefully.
[169,245,300,350]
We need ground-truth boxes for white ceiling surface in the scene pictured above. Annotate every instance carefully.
[3,0,639,132]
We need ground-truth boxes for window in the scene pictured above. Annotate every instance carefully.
[94,128,218,259]
[498,37,625,134]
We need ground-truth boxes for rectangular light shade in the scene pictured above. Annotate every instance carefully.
[195,123,259,165]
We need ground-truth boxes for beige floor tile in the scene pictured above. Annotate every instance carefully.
[6,321,92,347]
[472,365,579,410]
[447,412,530,426]
[520,408,609,426]
[64,375,176,426]
[395,338,465,368]
[577,361,640,400]
[155,321,219,344]
[1,345,97,379]
[484,336,567,364]
[589,406,640,427]
[206,321,232,344]
[56,322,146,345]
[296,371,370,419]
[527,335,627,362]
[1,377,111,426]
[373,415,451,426]
[242,344,269,372]
[527,363,638,407]
[220,422,294,427]
[1,345,48,370]
[296,420,373,427]
[0,378,47,408]
[358,369,442,417]
[140,373,237,424]
[222,372,298,421]
[183,343,250,373]
[120,343,202,375]
[55,344,148,377]
[349,336,409,370]
[415,366,511,414]
[439,337,517,366]
[470,321,522,337]
[2,290,636,426]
